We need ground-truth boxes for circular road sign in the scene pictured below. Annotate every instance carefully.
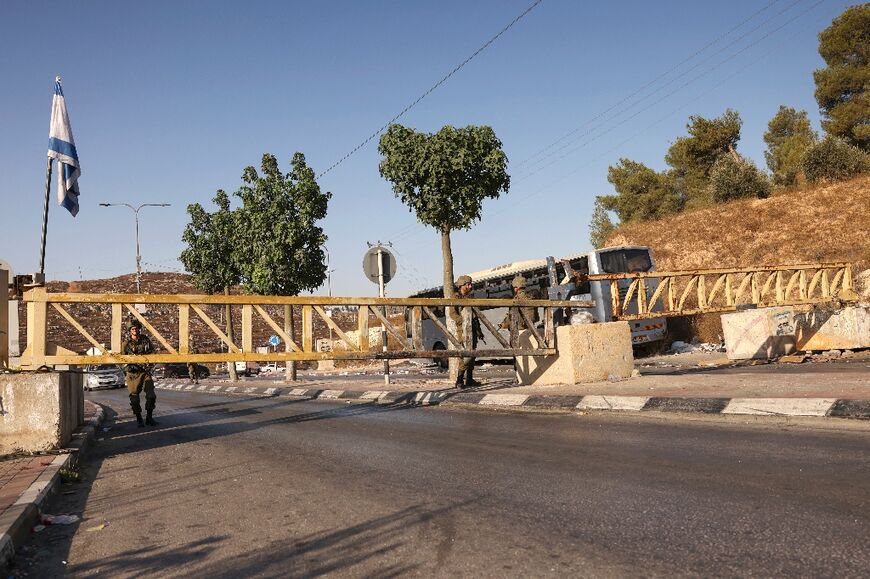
[362,246,397,284]
[268,334,280,347]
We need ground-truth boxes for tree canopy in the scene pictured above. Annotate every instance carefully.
[234,153,331,296]
[180,190,241,295]
[763,106,817,188]
[598,159,681,223]
[588,198,618,249]
[665,109,743,207]
[813,4,870,151]
[378,124,509,296]
[708,155,770,203]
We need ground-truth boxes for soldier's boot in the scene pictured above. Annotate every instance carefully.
[129,395,145,427]
[145,410,158,426]
[465,367,481,387]
[455,372,465,389]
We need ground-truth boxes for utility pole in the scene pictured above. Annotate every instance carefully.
[99,202,171,293]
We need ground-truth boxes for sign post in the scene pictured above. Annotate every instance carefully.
[363,245,397,386]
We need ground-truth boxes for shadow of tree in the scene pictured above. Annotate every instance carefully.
[66,501,476,577]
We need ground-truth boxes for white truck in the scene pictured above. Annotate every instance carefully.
[407,245,667,359]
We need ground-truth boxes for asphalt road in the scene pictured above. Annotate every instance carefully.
[12,390,870,578]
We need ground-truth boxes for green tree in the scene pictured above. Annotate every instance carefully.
[763,106,817,188]
[180,190,242,380]
[589,198,618,248]
[234,153,330,296]
[801,136,870,183]
[708,155,771,202]
[813,4,870,151]
[665,109,743,207]
[234,153,331,381]
[598,159,681,222]
[378,124,510,298]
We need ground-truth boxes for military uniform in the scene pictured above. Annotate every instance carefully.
[122,332,157,426]
[450,275,484,388]
[187,362,198,384]
[500,276,540,331]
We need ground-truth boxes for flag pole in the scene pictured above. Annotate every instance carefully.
[39,156,53,275]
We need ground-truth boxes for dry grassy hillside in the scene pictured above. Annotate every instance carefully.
[604,175,870,343]
[605,174,870,272]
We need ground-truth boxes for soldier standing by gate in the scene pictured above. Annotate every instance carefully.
[122,319,158,427]
[499,275,540,331]
[451,275,484,389]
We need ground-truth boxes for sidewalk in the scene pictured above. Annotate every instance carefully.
[0,400,105,572]
[156,350,870,419]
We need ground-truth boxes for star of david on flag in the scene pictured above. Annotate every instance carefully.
[47,77,81,217]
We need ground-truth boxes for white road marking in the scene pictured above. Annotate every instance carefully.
[361,391,388,400]
[723,398,836,416]
[577,396,649,411]
[289,388,308,396]
[479,394,529,406]
[319,389,344,399]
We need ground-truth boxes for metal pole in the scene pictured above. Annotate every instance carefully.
[134,208,142,294]
[39,157,53,275]
[326,248,333,345]
[377,247,390,385]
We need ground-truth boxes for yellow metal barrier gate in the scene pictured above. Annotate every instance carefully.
[17,288,588,369]
[592,262,855,320]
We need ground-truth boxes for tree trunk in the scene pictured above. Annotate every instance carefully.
[441,229,456,299]
[285,304,297,381]
[441,229,460,381]
[225,286,238,381]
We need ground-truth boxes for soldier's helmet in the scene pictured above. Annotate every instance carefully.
[129,319,143,330]
[511,275,527,289]
[455,275,472,287]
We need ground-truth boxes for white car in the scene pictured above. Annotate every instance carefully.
[261,363,285,374]
[84,364,125,391]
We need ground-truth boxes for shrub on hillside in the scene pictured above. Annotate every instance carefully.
[708,155,771,202]
[801,137,870,183]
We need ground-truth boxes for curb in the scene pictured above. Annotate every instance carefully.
[154,382,870,420]
[0,402,106,572]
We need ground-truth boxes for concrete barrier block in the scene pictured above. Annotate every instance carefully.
[721,307,797,360]
[0,372,83,454]
[795,306,870,351]
[515,322,634,385]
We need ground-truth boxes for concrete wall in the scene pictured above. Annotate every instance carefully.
[721,307,797,360]
[722,305,870,360]
[515,322,634,385]
[795,306,870,351]
[0,372,83,455]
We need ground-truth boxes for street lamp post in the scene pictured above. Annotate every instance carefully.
[99,202,171,293]
[324,247,335,345]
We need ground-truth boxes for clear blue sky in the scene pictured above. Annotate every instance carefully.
[0,0,851,296]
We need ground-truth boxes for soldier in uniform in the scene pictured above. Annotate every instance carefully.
[122,320,158,427]
[499,275,540,331]
[450,275,484,389]
[187,361,199,384]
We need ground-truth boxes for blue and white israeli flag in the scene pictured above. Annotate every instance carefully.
[47,77,81,217]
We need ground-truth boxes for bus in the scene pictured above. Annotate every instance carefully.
[408,246,667,360]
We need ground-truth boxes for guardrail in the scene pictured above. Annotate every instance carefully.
[17,288,591,368]
[593,262,855,320]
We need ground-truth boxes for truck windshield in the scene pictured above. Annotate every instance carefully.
[598,249,653,273]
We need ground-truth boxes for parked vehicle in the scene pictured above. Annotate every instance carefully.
[84,364,125,391]
[153,363,210,380]
[260,363,285,374]
[407,246,667,361]
[228,361,260,377]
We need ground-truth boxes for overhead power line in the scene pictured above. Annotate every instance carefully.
[381,0,798,248]
[317,0,545,179]
[385,0,829,260]
[514,0,809,181]
[514,0,784,171]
